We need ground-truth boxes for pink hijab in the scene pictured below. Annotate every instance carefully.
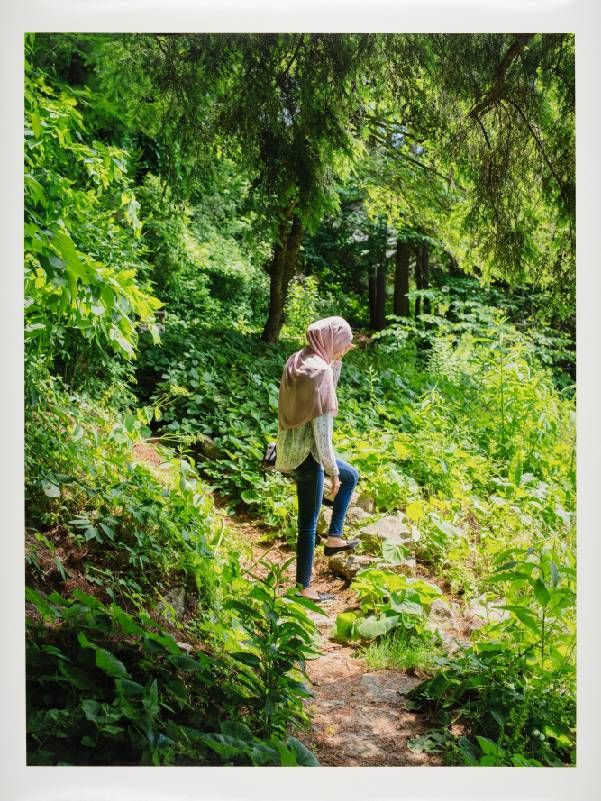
[278,316,353,430]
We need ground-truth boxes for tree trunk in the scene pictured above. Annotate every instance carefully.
[414,244,422,318]
[393,238,410,317]
[369,219,388,331]
[449,254,462,276]
[368,267,378,329]
[422,242,431,315]
[375,261,387,330]
[261,213,304,343]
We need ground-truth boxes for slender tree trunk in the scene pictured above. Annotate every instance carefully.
[373,219,387,330]
[449,254,462,276]
[368,267,378,329]
[261,213,304,343]
[446,254,460,323]
[369,219,388,331]
[375,261,387,330]
[393,237,410,317]
[422,242,431,315]
[414,244,422,318]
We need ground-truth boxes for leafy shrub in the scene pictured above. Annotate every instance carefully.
[223,559,320,737]
[405,543,576,766]
[360,630,443,672]
[26,587,319,766]
[25,365,223,606]
[334,569,442,643]
[281,274,321,343]
[24,59,161,389]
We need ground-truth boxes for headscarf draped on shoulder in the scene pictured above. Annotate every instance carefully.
[278,316,353,430]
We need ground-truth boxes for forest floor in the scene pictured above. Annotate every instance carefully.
[217,503,444,767]
[132,440,477,767]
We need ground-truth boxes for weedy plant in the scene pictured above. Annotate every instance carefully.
[405,543,576,766]
[334,568,442,643]
[26,586,320,766]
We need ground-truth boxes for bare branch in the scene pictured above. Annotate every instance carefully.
[503,97,573,214]
[469,34,535,120]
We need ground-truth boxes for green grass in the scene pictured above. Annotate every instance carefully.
[360,631,443,672]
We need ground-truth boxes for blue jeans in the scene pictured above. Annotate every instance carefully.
[292,453,360,588]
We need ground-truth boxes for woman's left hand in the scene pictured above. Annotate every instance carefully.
[328,475,341,498]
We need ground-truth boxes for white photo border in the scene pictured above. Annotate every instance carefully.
[2,1,599,799]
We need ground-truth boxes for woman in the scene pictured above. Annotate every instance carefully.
[276,316,360,601]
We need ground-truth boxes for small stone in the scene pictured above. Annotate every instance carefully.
[356,493,375,513]
[437,630,464,654]
[158,586,187,619]
[317,506,333,535]
[467,594,510,625]
[359,511,416,552]
[426,595,469,651]
[196,434,222,460]
[346,506,371,526]
[430,598,453,620]
[359,672,422,703]
[306,609,334,625]
[379,558,417,576]
[328,552,379,580]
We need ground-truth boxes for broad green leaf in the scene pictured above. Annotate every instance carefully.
[81,699,99,722]
[501,605,540,634]
[355,613,399,640]
[231,651,261,667]
[476,735,498,756]
[53,231,87,280]
[382,540,408,563]
[405,501,425,521]
[95,647,130,678]
[533,578,551,607]
[115,678,145,697]
[31,111,42,138]
[286,736,320,766]
[333,611,358,641]
[41,479,60,498]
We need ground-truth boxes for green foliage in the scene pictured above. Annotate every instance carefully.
[281,274,321,343]
[25,366,222,606]
[24,59,161,388]
[24,32,576,769]
[224,559,319,737]
[405,543,576,766]
[25,357,320,765]
[26,587,318,766]
[360,630,443,673]
[137,323,299,534]
[135,172,268,330]
[334,569,442,643]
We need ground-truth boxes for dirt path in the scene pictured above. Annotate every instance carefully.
[133,441,443,766]
[219,506,443,767]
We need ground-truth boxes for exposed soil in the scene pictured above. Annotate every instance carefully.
[220,508,444,767]
[134,440,449,767]
[132,440,165,467]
